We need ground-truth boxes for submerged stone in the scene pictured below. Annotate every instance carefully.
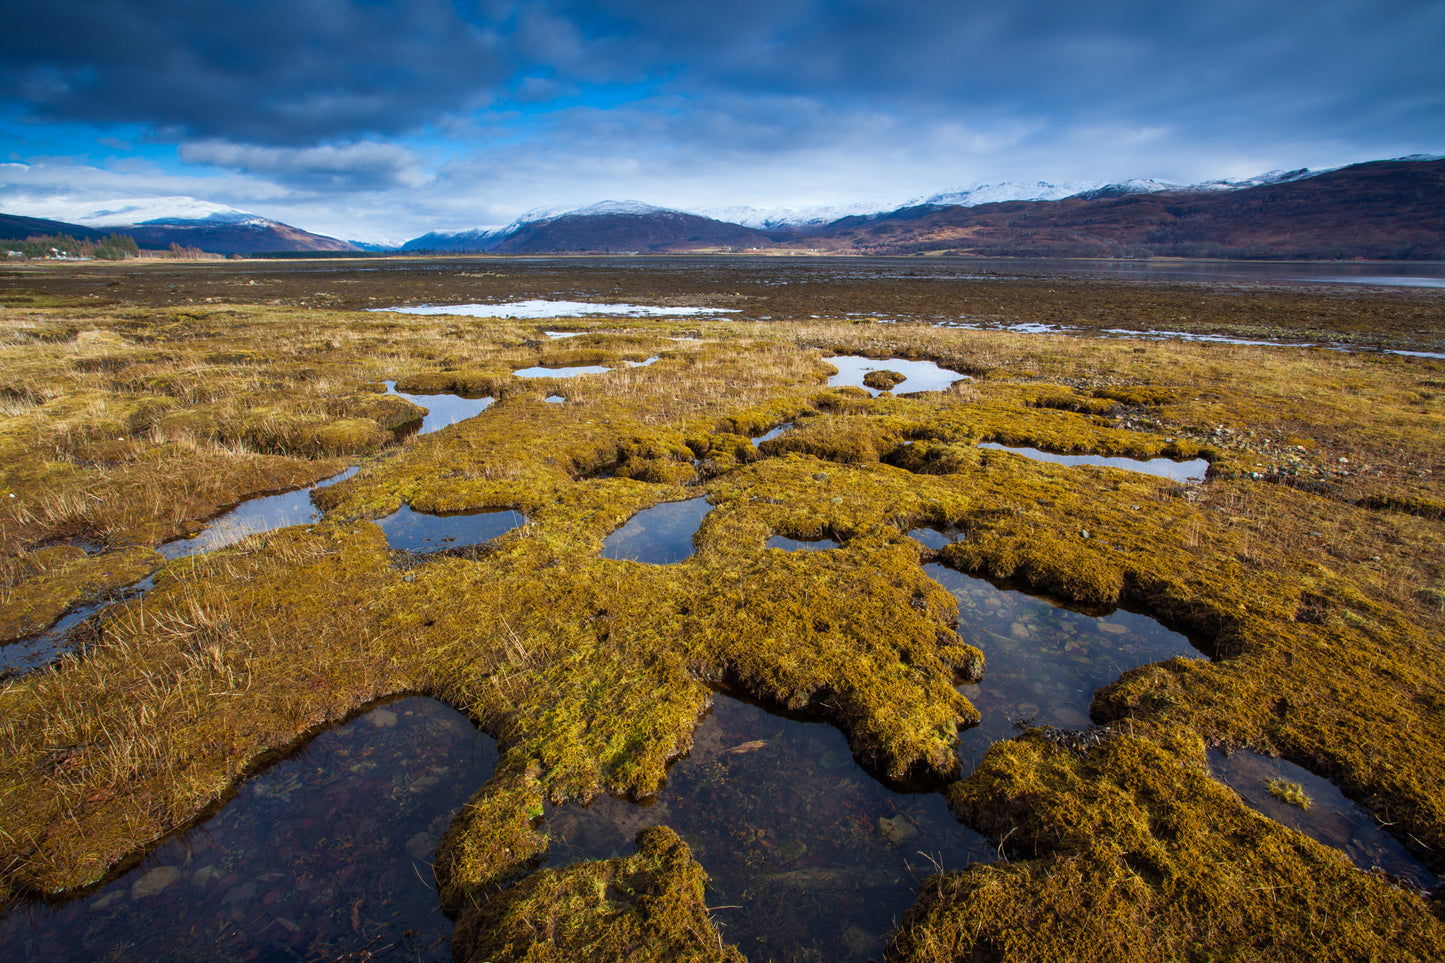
[543,695,992,963]
[0,698,497,961]
[926,563,1203,774]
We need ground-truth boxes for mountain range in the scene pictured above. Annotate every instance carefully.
[4,157,1442,259]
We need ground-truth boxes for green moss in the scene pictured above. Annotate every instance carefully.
[452,826,744,963]
[1267,777,1312,810]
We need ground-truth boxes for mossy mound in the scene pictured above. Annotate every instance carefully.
[888,731,1443,962]
[452,826,744,963]
[864,369,907,390]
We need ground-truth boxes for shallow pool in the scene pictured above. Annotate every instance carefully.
[0,697,497,962]
[545,694,993,962]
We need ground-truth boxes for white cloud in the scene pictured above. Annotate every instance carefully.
[178,140,428,191]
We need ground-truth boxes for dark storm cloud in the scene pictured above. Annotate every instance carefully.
[549,0,1445,144]
[5,0,1441,151]
[1,0,518,144]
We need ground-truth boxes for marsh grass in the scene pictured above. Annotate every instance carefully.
[0,267,1441,958]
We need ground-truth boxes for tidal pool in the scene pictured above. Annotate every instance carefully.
[384,381,495,436]
[512,364,612,378]
[766,535,840,552]
[1208,748,1438,889]
[545,695,993,962]
[923,562,1204,774]
[160,467,360,560]
[978,442,1209,483]
[376,505,526,553]
[600,496,712,564]
[0,575,154,678]
[7,468,363,676]
[824,356,969,397]
[0,697,497,962]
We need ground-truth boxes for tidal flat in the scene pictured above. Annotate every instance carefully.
[0,255,1442,961]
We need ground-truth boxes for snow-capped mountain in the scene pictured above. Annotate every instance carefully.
[0,194,271,228]
[0,192,358,254]
[910,180,1103,208]
[688,201,894,231]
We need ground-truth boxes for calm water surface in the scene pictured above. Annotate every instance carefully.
[824,356,968,397]
[1208,748,1438,889]
[600,496,712,564]
[376,505,526,553]
[0,698,496,962]
[922,561,1203,773]
[978,443,1209,483]
[384,381,494,436]
[546,695,993,963]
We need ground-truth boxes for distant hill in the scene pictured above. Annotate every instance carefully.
[0,199,360,256]
[408,201,774,254]
[794,159,1445,259]
[404,158,1444,259]
[0,212,123,245]
[115,218,359,256]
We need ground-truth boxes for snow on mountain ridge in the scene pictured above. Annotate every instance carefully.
[1,195,274,228]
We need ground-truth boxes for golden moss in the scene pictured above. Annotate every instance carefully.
[451,826,744,963]
[888,731,1443,962]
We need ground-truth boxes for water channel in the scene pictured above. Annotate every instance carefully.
[978,442,1209,483]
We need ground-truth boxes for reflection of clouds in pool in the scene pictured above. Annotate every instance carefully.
[513,364,612,378]
[978,442,1208,483]
[385,381,494,435]
[601,497,711,564]
[377,504,526,553]
[824,355,968,396]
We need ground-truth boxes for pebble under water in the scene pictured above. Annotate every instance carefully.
[0,698,497,963]
[545,695,994,963]
[922,559,1204,774]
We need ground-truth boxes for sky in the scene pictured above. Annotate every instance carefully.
[1,0,1442,244]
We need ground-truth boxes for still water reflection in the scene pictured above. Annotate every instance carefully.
[0,698,497,962]
[546,695,993,962]
[600,496,712,564]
